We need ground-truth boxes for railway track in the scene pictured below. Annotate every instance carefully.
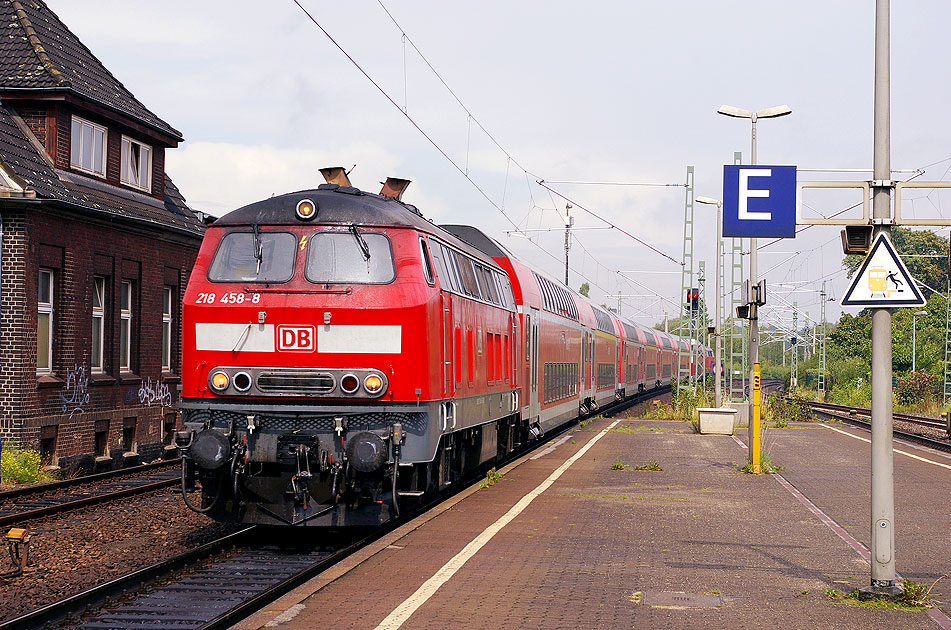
[804,399,951,452]
[1,386,672,630]
[0,462,181,528]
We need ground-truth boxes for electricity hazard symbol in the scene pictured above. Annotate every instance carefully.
[840,233,925,308]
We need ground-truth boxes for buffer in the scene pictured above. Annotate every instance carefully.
[840,232,926,308]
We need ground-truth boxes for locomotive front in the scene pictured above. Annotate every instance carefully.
[176,181,442,526]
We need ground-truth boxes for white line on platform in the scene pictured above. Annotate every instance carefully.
[372,420,621,630]
[820,424,951,471]
[530,432,574,459]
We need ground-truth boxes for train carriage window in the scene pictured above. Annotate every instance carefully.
[208,231,297,283]
[479,266,501,304]
[306,232,395,284]
[419,238,435,286]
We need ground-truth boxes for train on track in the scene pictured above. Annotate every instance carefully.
[175,168,712,526]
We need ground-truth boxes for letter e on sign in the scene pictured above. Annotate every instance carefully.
[277,325,316,352]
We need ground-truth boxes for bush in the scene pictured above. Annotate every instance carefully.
[828,357,870,390]
[829,383,871,407]
[895,371,940,407]
[671,381,711,422]
[0,444,56,485]
[765,393,813,425]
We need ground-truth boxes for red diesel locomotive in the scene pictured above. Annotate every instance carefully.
[176,169,704,526]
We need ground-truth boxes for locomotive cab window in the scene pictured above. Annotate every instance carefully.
[306,231,395,284]
[419,238,435,286]
[208,231,297,283]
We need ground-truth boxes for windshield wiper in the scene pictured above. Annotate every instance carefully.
[349,223,371,263]
[252,223,263,275]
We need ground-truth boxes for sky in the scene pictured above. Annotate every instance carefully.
[51,1,951,341]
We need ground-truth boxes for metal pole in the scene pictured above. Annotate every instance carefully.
[868,0,897,593]
[715,201,723,407]
[913,316,917,373]
[749,115,761,473]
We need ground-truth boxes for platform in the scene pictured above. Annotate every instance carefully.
[234,415,951,630]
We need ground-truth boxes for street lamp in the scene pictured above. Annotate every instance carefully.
[912,310,928,373]
[696,195,723,408]
[717,104,791,473]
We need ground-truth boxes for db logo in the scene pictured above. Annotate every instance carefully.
[277,325,316,352]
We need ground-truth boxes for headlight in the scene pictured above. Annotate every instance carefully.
[364,374,384,394]
[210,371,230,391]
[233,371,252,392]
[296,198,317,220]
[340,374,360,394]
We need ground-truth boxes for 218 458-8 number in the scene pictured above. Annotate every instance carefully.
[195,292,260,305]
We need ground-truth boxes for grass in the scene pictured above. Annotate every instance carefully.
[611,460,662,471]
[733,451,784,474]
[1,444,58,485]
[479,467,505,488]
[822,577,943,610]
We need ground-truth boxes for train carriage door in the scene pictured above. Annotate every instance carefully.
[583,330,592,391]
[441,293,454,397]
[528,308,540,420]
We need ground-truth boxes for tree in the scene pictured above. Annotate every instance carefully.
[579,282,590,297]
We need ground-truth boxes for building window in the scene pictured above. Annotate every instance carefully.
[37,269,54,373]
[91,276,105,373]
[162,286,173,371]
[120,136,152,191]
[70,116,106,177]
[119,280,132,372]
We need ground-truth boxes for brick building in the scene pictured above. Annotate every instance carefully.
[0,0,205,470]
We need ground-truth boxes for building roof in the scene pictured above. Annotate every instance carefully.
[0,102,204,235]
[0,0,181,141]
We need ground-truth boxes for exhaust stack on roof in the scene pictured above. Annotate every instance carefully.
[380,177,411,201]
[319,167,351,187]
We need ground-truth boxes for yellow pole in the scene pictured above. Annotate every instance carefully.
[751,362,762,474]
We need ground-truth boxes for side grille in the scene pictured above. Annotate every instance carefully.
[257,371,336,393]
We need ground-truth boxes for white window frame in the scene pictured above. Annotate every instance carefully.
[37,269,54,374]
[91,276,105,373]
[70,116,107,177]
[120,135,152,192]
[162,286,173,372]
[119,281,132,372]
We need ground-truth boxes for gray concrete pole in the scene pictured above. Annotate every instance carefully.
[748,116,758,460]
[868,0,897,592]
[715,201,723,408]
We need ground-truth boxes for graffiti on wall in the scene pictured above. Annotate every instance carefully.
[60,365,91,419]
[138,378,172,407]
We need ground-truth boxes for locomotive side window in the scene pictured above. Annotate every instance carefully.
[453,251,481,298]
[430,242,457,292]
[208,231,297,283]
[419,238,435,286]
[306,232,395,284]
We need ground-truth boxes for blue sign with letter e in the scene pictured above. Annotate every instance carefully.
[722,165,797,238]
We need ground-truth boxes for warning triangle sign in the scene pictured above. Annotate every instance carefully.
[840,233,926,307]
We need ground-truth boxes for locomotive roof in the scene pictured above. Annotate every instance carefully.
[214,185,431,228]
[213,185,502,270]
